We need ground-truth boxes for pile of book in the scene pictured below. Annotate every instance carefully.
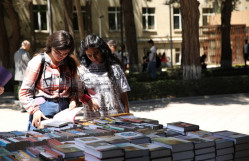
[0,113,249,161]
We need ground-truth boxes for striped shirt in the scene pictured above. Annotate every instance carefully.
[19,53,80,114]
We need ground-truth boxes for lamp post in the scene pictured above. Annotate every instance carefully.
[165,0,173,67]
[47,0,53,35]
[120,0,124,65]
[98,15,104,37]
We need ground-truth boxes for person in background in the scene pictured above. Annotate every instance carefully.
[79,34,131,119]
[107,40,118,55]
[200,53,207,69]
[243,39,249,67]
[142,51,149,72]
[161,52,168,68]
[14,40,31,112]
[117,44,130,70]
[19,30,96,130]
[0,86,4,95]
[147,39,157,80]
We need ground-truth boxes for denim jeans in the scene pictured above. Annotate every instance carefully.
[147,61,157,79]
[28,100,69,130]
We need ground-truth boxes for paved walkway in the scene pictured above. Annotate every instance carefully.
[1,92,249,134]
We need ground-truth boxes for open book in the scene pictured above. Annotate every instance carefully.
[40,107,83,128]
[0,65,12,87]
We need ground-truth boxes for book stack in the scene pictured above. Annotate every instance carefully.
[175,135,216,160]
[49,142,85,160]
[74,136,104,149]
[167,121,200,135]
[0,147,17,161]
[115,142,150,161]
[187,130,234,161]
[137,143,172,161]
[114,131,151,144]
[213,130,249,161]
[84,141,124,161]
[151,137,194,160]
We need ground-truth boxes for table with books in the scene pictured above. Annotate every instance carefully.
[0,112,249,161]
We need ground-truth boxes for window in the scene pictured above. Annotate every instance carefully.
[73,6,88,31]
[173,8,181,30]
[202,8,213,26]
[142,7,155,30]
[108,7,120,31]
[33,5,48,31]
[175,48,181,65]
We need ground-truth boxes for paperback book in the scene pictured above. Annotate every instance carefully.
[40,107,83,128]
[84,141,124,159]
[167,121,199,132]
[151,137,194,153]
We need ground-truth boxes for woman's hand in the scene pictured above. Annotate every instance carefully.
[32,110,49,128]
[87,99,100,112]
[69,100,77,110]
[0,86,4,95]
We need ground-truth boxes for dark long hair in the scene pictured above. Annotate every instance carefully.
[37,30,79,76]
[80,34,123,79]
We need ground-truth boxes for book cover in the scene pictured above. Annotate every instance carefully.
[167,121,199,132]
[84,141,124,159]
[175,135,215,149]
[0,65,12,87]
[114,131,150,144]
[51,144,84,158]
[75,136,104,148]
[115,142,150,159]
[96,135,130,144]
[213,130,249,144]
[151,137,194,152]
[40,107,83,128]
[137,143,171,158]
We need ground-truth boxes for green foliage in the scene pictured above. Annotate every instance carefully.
[127,67,249,101]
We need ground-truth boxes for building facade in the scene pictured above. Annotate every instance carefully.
[5,0,249,69]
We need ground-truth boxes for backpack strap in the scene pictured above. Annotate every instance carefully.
[34,53,45,89]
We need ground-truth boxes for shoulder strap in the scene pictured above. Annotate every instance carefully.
[34,53,45,88]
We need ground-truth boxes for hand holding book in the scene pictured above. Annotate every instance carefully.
[0,86,4,95]
[0,65,12,87]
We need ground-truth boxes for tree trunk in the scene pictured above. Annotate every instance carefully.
[220,0,232,68]
[180,0,201,80]
[4,0,21,68]
[85,0,92,34]
[122,0,139,72]
[28,1,36,54]
[62,0,76,56]
[75,0,85,40]
[0,1,10,68]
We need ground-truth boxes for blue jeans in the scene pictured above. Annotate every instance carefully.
[28,100,69,130]
[147,61,157,79]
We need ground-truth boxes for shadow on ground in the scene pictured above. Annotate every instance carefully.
[129,93,249,112]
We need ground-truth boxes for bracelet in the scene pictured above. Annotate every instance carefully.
[80,94,92,104]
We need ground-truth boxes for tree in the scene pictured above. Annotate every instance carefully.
[180,0,201,80]
[0,0,10,68]
[75,0,85,40]
[28,1,36,53]
[62,0,76,56]
[206,0,240,68]
[121,0,139,72]
[220,0,233,68]
[2,0,21,68]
